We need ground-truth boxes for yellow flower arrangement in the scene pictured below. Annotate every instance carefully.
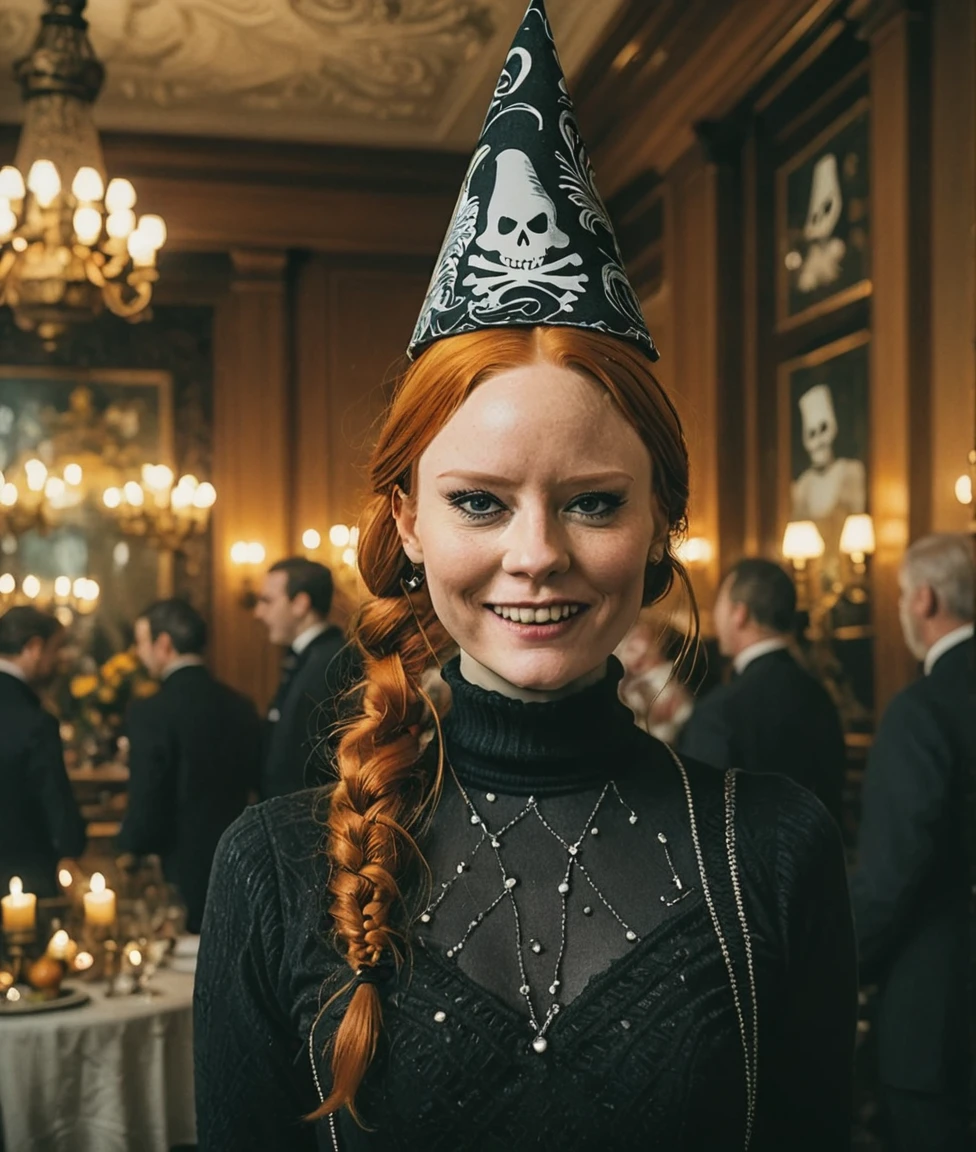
[63,647,158,757]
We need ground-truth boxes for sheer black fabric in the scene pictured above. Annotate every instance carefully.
[195,658,858,1151]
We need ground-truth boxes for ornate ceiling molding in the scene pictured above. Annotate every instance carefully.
[0,0,625,149]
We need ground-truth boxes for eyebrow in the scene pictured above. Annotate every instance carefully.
[435,470,636,485]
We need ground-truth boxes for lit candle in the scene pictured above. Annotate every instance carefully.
[2,877,37,933]
[83,872,116,926]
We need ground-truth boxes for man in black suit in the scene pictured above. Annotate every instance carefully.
[0,606,86,898]
[677,557,847,822]
[255,557,353,798]
[851,533,975,1151]
[117,599,261,933]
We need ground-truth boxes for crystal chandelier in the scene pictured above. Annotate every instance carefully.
[0,0,166,345]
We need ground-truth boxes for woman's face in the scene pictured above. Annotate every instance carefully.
[395,361,659,697]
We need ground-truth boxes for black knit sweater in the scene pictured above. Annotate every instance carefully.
[194,658,857,1151]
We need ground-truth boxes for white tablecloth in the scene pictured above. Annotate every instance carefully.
[0,969,195,1152]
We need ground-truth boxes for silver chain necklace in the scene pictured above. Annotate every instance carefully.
[419,777,655,1053]
[312,753,759,1151]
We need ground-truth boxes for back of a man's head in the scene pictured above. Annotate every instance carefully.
[725,558,797,635]
[0,605,62,656]
[141,599,208,655]
[901,533,975,624]
[268,558,334,619]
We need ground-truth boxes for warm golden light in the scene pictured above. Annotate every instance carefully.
[27,159,60,207]
[138,214,167,249]
[103,487,122,509]
[105,177,136,213]
[0,574,15,595]
[231,541,266,566]
[302,529,321,550]
[782,521,825,566]
[90,872,105,895]
[73,951,94,971]
[675,536,714,566]
[329,524,351,547]
[839,514,876,561]
[123,480,144,506]
[0,482,17,506]
[341,547,357,568]
[63,463,82,486]
[58,869,73,888]
[193,482,216,509]
[24,458,48,492]
[72,206,101,245]
[0,166,25,200]
[9,877,22,898]
[22,574,40,599]
[105,209,135,239]
[54,576,71,598]
[71,166,104,202]
[955,474,973,505]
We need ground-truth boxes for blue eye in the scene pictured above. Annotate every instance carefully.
[448,490,505,520]
[567,492,626,519]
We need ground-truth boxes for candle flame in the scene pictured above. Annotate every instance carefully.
[58,869,72,888]
[9,876,22,897]
[128,949,143,966]
[90,872,105,895]
[74,951,94,971]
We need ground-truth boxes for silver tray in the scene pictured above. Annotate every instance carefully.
[0,984,90,1015]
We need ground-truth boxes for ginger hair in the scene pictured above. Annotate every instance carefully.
[312,326,693,1121]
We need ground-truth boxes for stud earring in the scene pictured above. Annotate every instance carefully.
[403,564,426,592]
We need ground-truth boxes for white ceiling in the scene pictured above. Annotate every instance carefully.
[0,0,625,150]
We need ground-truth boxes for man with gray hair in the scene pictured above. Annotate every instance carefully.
[851,533,974,1151]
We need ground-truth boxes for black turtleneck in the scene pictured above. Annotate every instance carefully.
[195,657,858,1152]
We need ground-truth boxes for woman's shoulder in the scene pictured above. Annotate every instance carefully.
[211,790,329,925]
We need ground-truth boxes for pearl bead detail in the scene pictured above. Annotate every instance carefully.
[532,1036,548,1053]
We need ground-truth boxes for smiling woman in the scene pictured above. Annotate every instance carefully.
[193,2,857,1148]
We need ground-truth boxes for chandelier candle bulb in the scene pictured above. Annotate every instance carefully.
[104,178,136,213]
[2,877,36,933]
[22,575,40,599]
[63,463,82,486]
[0,166,25,200]
[105,210,135,240]
[71,166,104,202]
[26,160,60,207]
[138,214,167,249]
[83,873,116,926]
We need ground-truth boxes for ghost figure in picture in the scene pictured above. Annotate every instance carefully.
[797,153,846,293]
[464,149,587,313]
[791,383,866,564]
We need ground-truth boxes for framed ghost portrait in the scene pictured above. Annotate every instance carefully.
[776,98,871,331]
[778,331,870,572]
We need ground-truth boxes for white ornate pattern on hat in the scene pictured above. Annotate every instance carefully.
[407,0,658,362]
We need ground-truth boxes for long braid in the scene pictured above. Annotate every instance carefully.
[310,496,450,1122]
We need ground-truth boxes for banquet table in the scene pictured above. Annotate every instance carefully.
[0,968,195,1152]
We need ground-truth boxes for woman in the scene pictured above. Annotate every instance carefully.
[194,4,857,1149]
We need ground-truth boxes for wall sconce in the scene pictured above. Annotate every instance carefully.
[839,512,875,569]
[300,524,360,571]
[0,571,100,619]
[781,520,825,614]
[674,536,714,567]
[229,541,265,609]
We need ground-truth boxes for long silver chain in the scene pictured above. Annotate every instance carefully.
[311,753,758,1151]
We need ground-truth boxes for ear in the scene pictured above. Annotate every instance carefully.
[392,486,424,565]
[730,599,750,630]
[916,583,938,619]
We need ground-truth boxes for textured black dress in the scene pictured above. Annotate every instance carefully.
[194,658,857,1151]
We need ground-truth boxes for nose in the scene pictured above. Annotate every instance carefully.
[517,230,529,247]
[501,505,571,582]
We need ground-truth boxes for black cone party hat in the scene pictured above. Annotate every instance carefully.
[407,0,657,362]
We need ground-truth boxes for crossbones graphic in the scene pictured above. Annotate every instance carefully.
[463,251,587,312]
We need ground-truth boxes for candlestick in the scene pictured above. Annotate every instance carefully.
[2,877,37,934]
[83,873,116,927]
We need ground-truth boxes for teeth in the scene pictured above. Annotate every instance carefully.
[491,604,582,623]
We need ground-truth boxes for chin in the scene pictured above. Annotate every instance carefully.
[486,649,603,694]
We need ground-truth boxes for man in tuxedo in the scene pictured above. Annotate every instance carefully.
[117,599,261,933]
[0,606,86,897]
[677,557,846,822]
[255,557,353,798]
[851,533,975,1151]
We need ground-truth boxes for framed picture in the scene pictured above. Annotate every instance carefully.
[776,97,871,330]
[778,331,870,574]
[0,366,173,661]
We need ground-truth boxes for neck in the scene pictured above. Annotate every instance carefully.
[732,629,782,659]
[458,649,607,703]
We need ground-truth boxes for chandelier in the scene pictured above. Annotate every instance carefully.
[0,0,166,345]
[102,466,217,554]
